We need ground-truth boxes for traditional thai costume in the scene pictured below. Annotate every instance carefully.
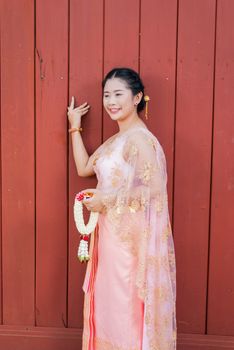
[82,126,177,350]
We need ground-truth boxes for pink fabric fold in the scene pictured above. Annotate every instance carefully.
[82,126,177,349]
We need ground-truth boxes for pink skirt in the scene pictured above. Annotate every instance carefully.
[82,214,144,350]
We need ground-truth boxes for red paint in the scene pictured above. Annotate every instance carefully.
[103,0,140,140]
[0,0,234,348]
[207,0,234,335]
[35,0,68,327]
[1,0,35,325]
[68,0,103,328]
[174,0,216,333]
[140,0,177,234]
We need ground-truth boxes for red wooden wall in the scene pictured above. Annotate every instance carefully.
[0,0,234,349]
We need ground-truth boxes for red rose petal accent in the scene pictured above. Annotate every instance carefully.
[82,235,89,241]
[76,192,84,201]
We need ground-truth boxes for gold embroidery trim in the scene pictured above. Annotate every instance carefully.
[94,336,139,350]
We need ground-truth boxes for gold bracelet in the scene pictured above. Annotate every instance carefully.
[68,127,83,133]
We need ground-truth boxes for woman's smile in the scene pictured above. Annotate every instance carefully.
[103,78,134,120]
[108,107,121,114]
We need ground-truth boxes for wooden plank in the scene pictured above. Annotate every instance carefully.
[35,0,68,326]
[207,0,234,335]
[0,325,82,350]
[140,0,177,221]
[1,0,35,324]
[0,0,2,326]
[103,0,140,139]
[177,333,234,350]
[68,0,103,327]
[1,326,234,350]
[173,0,216,333]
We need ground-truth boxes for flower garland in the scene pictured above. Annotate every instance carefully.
[74,191,99,262]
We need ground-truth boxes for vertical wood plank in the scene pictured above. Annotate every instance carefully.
[174,0,216,333]
[1,0,35,324]
[207,0,234,335]
[0,0,3,325]
[140,0,177,221]
[0,0,233,345]
[35,0,68,326]
[68,0,103,327]
[103,0,140,139]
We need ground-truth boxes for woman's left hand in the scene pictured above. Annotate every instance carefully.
[82,188,105,213]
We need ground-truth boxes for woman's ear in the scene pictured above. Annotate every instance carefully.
[136,91,143,103]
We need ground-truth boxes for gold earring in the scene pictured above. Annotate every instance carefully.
[144,95,150,119]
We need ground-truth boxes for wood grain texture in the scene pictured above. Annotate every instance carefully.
[207,0,234,335]
[68,0,103,327]
[1,0,35,325]
[0,0,2,326]
[140,0,177,223]
[0,327,234,350]
[103,0,140,139]
[35,0,68,327]
[173,0,216,333]
[0,0,233,346]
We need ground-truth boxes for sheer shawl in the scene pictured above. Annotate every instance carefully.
[94,128,177,349]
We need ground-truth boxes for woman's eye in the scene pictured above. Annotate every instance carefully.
[116,94,122,96]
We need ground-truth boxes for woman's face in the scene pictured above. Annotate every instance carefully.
[103,77,141,121]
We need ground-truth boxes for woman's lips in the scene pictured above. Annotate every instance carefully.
[109,108,121,114]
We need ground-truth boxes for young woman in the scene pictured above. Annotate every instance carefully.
[67,67,177,350]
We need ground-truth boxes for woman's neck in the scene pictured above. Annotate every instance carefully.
[117,114,146,134]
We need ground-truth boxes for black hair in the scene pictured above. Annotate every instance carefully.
[102,67,146,113]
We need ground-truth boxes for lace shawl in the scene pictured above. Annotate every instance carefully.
[93,128,177,349]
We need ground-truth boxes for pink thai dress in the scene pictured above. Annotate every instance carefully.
[82,126,177,350]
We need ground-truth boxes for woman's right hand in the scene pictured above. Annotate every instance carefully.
[67,96,90,128]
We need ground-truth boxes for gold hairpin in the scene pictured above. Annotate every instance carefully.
[144,95,150,119]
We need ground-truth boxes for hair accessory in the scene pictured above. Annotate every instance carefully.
[144,95,150,119]
[68,127,83,133]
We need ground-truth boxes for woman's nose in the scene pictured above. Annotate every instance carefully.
[107,95,116,105]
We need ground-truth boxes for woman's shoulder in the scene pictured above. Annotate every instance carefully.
[93,133,117,153]
[126,127,162,150]
[95,126,163,153]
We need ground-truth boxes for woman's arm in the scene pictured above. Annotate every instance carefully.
[67,96,96,177]
[70,130,96,177]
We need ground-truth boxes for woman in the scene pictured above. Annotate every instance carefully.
[67,68,177,350]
